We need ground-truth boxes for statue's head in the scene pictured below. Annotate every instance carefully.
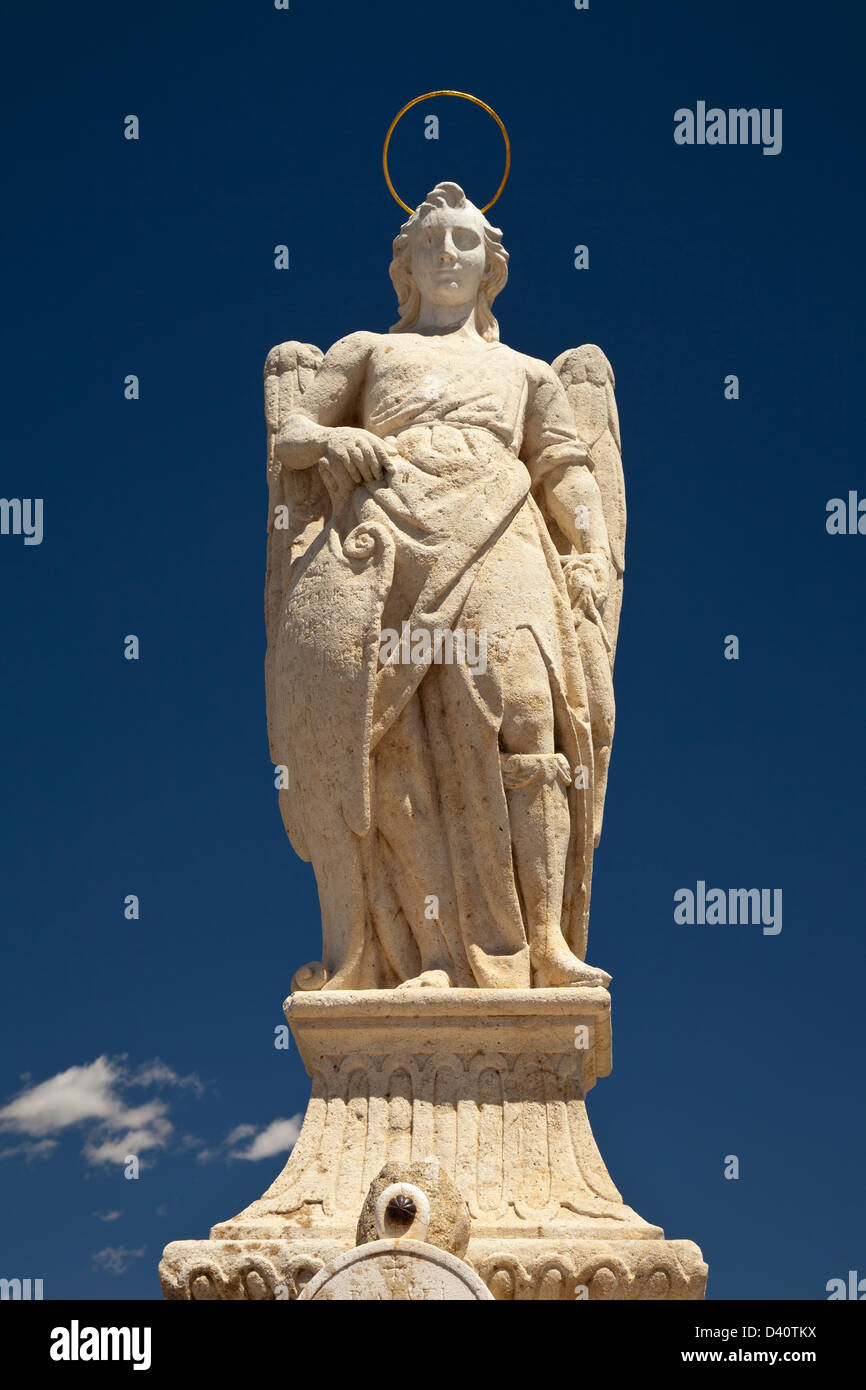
[389,182,509,341]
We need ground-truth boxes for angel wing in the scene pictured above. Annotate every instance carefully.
[551,344,626,849]
[552,344,626,663]
[264,340,327,771]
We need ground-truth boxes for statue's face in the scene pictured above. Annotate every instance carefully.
[408,205,487,310]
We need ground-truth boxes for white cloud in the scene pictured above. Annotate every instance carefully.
[0,1057,128,1135]
[83,1108,173,1167]
[0,1056,203,1169]
[225,1123,257,1145]
[129,1061,204,1096]
[228,1117,303,1162]
[93,1210,122,1222]
[92,1246,146,1276]
[0,1136,58,1161]
[176,1133,206,1152]
[197,1118,299,1165]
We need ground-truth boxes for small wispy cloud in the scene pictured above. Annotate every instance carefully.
[128,1061,204,1096]
[196,1115,302,1164]
[225,1123,257,1146]
[228,1117,303,1161]
[93,1210,122,1223]
[92,1246,146,1276]
[0,1137,57,1162]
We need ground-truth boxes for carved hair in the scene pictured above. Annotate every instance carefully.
[388,181,509,342]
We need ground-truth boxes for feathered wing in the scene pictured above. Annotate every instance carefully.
[264,340,327,779]
[552,344,626,661]
[551,344,626,850]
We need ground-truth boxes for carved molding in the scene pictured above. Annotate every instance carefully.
[159,1242,331,1302]
[159,1238,708,1302]
[470,1240,708,1301]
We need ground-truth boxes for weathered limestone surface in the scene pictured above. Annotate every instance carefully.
[355,1162,470,1255]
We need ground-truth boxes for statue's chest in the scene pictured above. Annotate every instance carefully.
[364,341,524,426]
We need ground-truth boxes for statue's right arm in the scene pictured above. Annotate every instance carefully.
[272,332,393,483]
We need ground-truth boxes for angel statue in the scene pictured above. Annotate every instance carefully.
[264,181,625,993]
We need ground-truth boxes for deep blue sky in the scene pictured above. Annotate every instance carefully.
[1,0,863,1301]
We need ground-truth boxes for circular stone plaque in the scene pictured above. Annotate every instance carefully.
[297,1238,493,1301]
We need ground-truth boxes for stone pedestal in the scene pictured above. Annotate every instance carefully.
[159,987,707,1300]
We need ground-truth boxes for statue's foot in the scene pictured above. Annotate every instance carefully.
[531,945,611,989]
[396,969,453,990]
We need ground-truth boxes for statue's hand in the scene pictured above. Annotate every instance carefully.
[562,553,609,616]
[323,427,394,487]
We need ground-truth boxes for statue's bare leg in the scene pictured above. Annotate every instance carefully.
[500,630,609,988]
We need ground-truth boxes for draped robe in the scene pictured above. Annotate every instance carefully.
[274,334,599,989]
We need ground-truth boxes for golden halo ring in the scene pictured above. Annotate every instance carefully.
[382,90,510,215]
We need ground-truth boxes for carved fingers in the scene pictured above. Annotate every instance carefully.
[326,427,394,486]
[562,553,609,614]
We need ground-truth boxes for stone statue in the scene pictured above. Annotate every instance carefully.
[264,184,622,995]
[265,181,626,993]
[159,182,708,1300]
